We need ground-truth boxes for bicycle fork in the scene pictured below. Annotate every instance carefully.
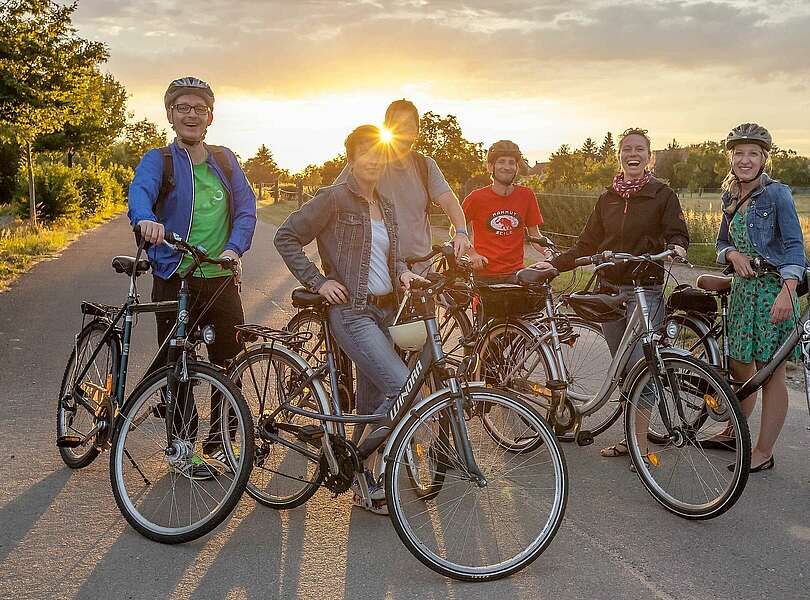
[446,378,487,486]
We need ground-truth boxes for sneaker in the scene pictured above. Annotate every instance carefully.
[173,454,219,481]
[203,444,240,474]
[350,469,388,515]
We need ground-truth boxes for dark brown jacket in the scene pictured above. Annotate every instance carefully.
[551,178,689,285]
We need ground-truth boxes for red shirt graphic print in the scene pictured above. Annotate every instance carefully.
[462,185,543,276]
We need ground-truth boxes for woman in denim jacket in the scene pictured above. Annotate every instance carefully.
[715,123,806,472]
[274,125,425,513]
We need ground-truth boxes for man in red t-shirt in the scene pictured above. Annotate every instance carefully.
[463,140,548,283]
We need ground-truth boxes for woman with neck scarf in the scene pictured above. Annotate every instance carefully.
[712,123,805,473]
[535,127,689,467]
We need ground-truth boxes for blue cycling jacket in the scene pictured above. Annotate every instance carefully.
[127,141,257,279]
[716,174,806,281]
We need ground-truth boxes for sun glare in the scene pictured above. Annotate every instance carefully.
[380,127,394,143]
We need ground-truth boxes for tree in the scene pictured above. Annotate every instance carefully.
[580,137,599,162]
[295,163,322,188]
[0,0,107,226]
[598,132,616,161]
[243,144,286,184]
[109,119,168,169]
[0,142,20,204]
[770,148,810,187]
[36,70,128,166]
[413,112,486,192]
[677,141,726,192]
[320,154,346,186]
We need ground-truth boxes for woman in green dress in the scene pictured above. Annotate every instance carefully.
[716,123,806,472]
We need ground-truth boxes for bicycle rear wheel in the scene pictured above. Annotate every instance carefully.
[624,353,750,520]
[109,362,254,543]
[229,346,324,509]
[57,319,120,468]
[386,387,567,581]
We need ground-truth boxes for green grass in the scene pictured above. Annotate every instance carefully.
[256,198,299,226]
[0,202,126,290]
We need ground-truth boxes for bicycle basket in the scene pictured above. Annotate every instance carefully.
[666,284,717,315]
[477,284,544,321]
[567,292,627,323]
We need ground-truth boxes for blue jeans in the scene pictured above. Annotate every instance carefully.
[601,285,664,409]
[328,304,410,415]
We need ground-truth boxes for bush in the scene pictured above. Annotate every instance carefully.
[105,163,134,198]
[75,164,122,217]
[15,162,82,222]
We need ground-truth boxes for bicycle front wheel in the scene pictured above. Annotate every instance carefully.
[109,362,254,543]
[386,387,568,581]
[624,354,750,520]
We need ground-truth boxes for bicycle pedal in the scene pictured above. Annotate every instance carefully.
[296,424,324,442]
[575,430,594,447]
[56,435,83,448]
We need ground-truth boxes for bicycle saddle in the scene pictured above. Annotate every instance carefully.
[516,265,559,286]
[291,286,327,308]
[696,274,732,294]
[111,256,150,277]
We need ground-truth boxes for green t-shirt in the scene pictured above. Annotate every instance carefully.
[178,162,230,278]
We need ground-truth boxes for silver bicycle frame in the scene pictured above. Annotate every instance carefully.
[572,285,658,417]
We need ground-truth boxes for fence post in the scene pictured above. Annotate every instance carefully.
[272,179,280,204]
[257,182,263,202]
[296,178,303,208]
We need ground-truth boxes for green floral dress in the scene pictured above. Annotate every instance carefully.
[728,204,801,363]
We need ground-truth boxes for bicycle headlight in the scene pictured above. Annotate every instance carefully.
[665,321,679,339]
[201,325,216,345]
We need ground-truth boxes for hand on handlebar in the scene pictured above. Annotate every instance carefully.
[136,220,165,245]
[465,249,489,270]
[219,249,242,283]
[726,250,755,278]
[401,270,430,290]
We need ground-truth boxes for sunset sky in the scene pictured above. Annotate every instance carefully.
[70,0,810,172]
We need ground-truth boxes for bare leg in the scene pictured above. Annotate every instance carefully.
[730,358,757,418]
[753,361,788,465]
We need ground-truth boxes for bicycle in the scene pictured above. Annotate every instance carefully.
[478,248,751,519]
[56,231,254,543]
[228,244,568,581]
[662,259,810,427]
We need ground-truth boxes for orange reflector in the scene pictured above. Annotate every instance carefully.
[646,452,661,467]
[531,384,552,398]
[105,373,113,395]
[704,394,719,411]
[414,442,426,459]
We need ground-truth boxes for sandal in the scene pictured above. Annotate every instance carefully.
[600,439,628,458]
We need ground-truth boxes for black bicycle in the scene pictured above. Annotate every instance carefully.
[228,244,568,581]
[56,232,254,543]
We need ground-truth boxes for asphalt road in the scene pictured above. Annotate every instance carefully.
[1,215,808,600]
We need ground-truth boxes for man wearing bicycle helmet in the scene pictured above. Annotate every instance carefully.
[462,140,548,284]
[713,123,805,472]
[128,77,257,473]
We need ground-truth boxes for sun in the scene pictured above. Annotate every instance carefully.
[380,127,394,143]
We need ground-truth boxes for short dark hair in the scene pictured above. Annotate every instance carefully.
[345,125,382,161]
[384,99,419,129]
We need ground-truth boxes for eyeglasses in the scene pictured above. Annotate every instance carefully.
[172,103,210,116]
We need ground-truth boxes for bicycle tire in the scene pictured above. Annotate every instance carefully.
[228,345,325,509]
[109,361,254,543]
[57,319,120,469]
[385,386,568,581]
[623,353,750,520]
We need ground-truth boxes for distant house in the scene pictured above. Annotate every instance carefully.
[527,161,549,177]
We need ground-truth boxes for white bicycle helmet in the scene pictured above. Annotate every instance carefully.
[389,293,428,351]
[164,77,215,110]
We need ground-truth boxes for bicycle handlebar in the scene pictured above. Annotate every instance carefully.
[526,234,556,248]
[162,230,238,270]
[574,248,678,268]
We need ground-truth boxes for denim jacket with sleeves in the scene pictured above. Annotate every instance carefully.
[273,173,407,312]
[716,174,806,281]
